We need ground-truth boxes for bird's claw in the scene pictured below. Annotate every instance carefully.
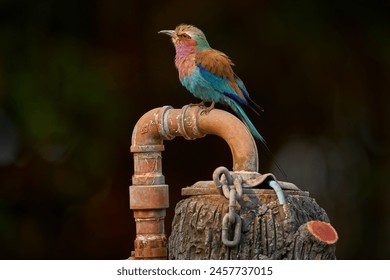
[200,102,215,115]
[189,101,205,107]
[188,101,214,115]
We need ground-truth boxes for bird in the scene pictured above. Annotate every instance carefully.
[159,24,286,177]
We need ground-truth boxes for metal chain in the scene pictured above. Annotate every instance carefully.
[213,167,243,247]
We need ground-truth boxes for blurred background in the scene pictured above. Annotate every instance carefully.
[0,0,389,259]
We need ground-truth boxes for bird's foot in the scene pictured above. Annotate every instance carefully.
[189,101,206,107]
[200,101,215,115]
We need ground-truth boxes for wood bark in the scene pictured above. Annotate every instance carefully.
[168,189,337,260]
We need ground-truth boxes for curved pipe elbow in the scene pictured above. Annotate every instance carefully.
[195,107,259,172]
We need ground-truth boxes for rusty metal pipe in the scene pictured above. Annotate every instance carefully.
[131,105,259,174]
[129,105,259,259]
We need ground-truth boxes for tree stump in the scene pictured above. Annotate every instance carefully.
[168,181,338,260]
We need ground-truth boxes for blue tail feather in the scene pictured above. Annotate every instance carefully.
[226,99,287,180]
[227,99,266,145]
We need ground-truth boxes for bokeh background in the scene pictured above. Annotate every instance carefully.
[0,0,389,259]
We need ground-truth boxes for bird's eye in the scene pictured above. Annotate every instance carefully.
[181,33,191,39]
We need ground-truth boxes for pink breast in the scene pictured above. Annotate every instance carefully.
[174,40,197,79]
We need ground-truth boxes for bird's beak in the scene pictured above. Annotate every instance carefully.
[158,30,175,37]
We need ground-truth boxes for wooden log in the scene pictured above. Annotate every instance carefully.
[168,186,338,260]
[288,221,338,260]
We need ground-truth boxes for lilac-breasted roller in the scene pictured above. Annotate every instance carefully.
[159,24,286,176]
[159,24,266,143]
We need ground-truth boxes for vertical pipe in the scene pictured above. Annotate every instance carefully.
[130,107,169,259]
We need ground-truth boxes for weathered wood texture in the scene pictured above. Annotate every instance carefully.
[168,189,337,260]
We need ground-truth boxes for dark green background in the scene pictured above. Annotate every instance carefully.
[0,0,389,259]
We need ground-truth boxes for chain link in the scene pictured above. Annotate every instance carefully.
[213,166,243,247]
[212,166,288,247]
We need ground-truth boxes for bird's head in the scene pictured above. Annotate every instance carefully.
[159,24,211,51]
